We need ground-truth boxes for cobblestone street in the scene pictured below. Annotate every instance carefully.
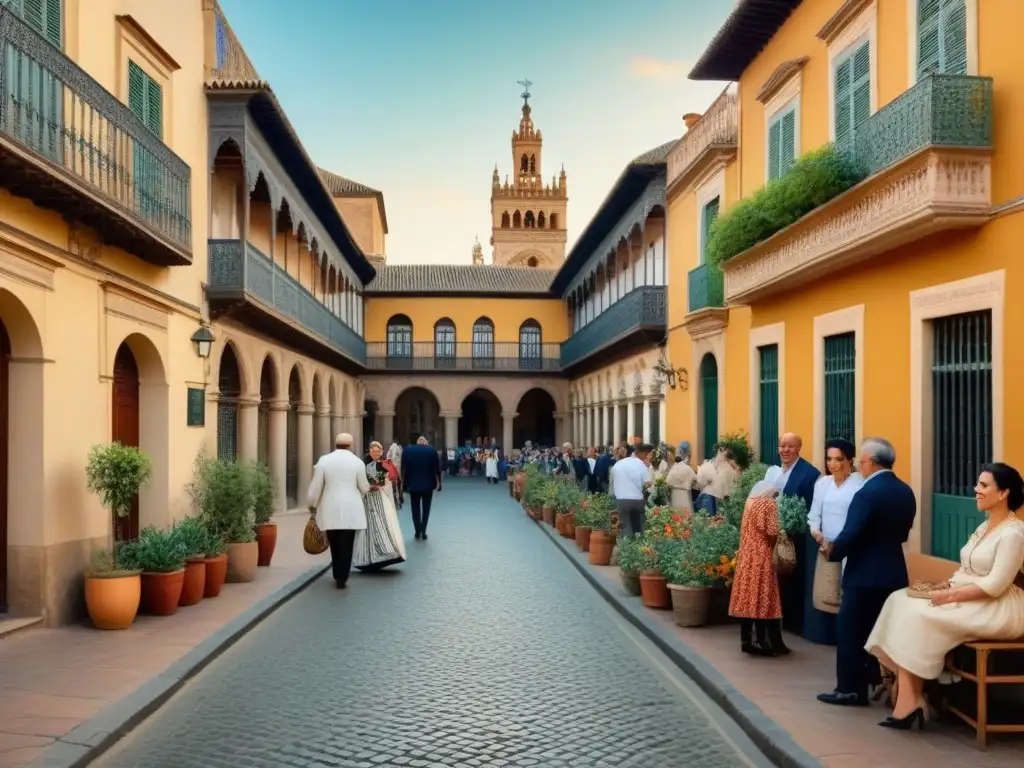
[95,481,773,768]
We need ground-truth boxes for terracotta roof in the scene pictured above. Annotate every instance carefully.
[317,167,389,235]
[365,264,557,296]
[690,0,804,81]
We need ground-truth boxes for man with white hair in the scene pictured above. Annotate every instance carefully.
[307,433,370,589]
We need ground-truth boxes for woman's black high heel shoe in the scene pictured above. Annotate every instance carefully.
[878,708,925,730]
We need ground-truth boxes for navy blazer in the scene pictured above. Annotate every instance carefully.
[401,444,441,494]
[782,456,820,508]
[829,470,917,591]
[594,454,613,484]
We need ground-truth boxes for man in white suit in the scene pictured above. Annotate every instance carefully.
[307,432,370,589]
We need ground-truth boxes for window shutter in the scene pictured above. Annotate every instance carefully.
[128,61,147,124]
[43,0,60,47]
[780,109,796,175]
[767,118,781,181]
[127,60,163,138]
[702,197,719,262]
[851,41,871,133]
[146,76,163,139]
[941,0,968,75]
[834,56,852,145]
[917,0,942,77]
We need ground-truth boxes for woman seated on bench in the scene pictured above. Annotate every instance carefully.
[866,462,1024,730]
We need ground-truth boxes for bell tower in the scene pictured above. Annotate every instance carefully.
[489,80,568,268]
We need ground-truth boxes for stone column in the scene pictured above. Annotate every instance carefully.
[269,400,289,513]
[377,410,395,447]
[642,400,652,443]
[204,389,220,458]
[314,406,331,462]
[626,401,635,443]
[441,411,459,450]
[237,396,260,461]
[602,405,611,446]
[613,403,622,446]
[659,396,667,446]
[554,411,569,446]
[297,404,314,503]
[502,411,516,452]
[331,413,344,445]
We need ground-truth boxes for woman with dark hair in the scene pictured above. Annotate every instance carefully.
[866,462,1024,730]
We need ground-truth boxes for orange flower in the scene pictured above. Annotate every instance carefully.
[682,529,692,539]
[664,524,673,537]
[671,513,682,524]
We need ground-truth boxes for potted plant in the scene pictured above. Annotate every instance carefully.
[555,482,582,537]
[573,494,599,551]
[521,471,547,520]
[662,515,739,627]
[135,526,187,615]
[250,461,277,567]
[188,456,258,583]
[587,494,617,566]
[83,442,152,630]
[616,534,644,596]
[172,516,208,606]
[201,521,228,598]
[540,479,560,526]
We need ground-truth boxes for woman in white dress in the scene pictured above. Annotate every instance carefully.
[354,441,407,572]
[666,441,696,513]
[866,462,1024,730]
[485,451,499,484]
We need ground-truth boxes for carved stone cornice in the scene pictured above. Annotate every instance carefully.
[682,307,729,340]
[722,148,992,304]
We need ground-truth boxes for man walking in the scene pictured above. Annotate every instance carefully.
[402,435,442,540]
[307,432,370,589]
[613,442,651,538]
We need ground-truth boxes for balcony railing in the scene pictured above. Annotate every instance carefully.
[0,7,192,265]
[687,263,724,313]
[365,342,562,372]
[667,86,738,189]
[208,239,365,364]
[561,286,666,369]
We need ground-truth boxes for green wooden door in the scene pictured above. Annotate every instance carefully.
[931,310,992,559]
[700,354,718,459]
[824,332,856,445]
[758,344,780,466]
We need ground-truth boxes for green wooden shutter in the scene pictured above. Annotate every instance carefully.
[701,196,719,263]
[758,344,780,467]
[851,42,871,132]
[127,60,162,138]
[6,0,61,47]
[823,332,856,446]
[941,0,968,75]
[917,0,942,77]
[767,119,781,181]
[146,76,162,138]
[779,109,796,176]
[700,354,718,460]
[834,56,853,146]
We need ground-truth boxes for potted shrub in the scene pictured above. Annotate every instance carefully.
[172,516,208,606]
[587,494,617,566]
[573,494,599,552]
[638,538,671,610]
[202,522,228,598]
[540,479,560,526]
[616,534,644,596]
[521,471,547,520]
[555,482,581,538]
[189,456,258,583]
[250,461,277,567]
[136,526,186,615]
[662,515,740,627]
[83,443,152,630]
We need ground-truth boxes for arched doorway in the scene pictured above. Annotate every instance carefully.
[217,345,242,461]
[363,397,377,450]
[112,343,141,541]
[700,353,719,459]
[286,367,301,505]
[0,321,9,611]
[394,387,441,447]
[312,372,323,460]
[258,357,275,466]
[458,388,500,445]
[513,388,556,448]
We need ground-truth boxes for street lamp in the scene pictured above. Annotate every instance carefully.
[190,324,215,359]
[653,346,688,391]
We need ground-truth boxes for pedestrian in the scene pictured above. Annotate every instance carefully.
[485,451,499,484]
[401,435,442,540]
[613,443,652,538]
[307,432,370,590]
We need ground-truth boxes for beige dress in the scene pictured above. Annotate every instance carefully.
[866,518,1024,680]
[665,462,696,512]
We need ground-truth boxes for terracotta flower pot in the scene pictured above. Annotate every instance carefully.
[575,525,592,551]
[528,506,542,520]
[225,541,259,583]
[669,583,712,627]
[85,572,141,630]
[178,558,207,607]
[256,523,278,567]
[588,530,615,565]
[620,570,641,596]
[639,570,672,609]
[542,506,556,526]
[555,512,565,534]
[565,516,576,539]
[141,570,185,616]
[203,553,229,597]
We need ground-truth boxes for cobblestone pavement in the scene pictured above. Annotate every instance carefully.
[96,481,772,768]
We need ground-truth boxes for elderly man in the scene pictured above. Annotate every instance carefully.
[818,437,916,707]
[775,433,820,507]
[307,433,370,590]
[401,435,442,541]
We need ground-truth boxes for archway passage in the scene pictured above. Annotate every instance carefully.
[700,353,719,460]
[258,358,275,466]
[362,397,378,452]
[394,387,441,448]
[217,345,242,462]
[513,388,556,448]
[112,342,140,541]
[286,367,301,506]
[458,388,500,446]
[0,321,8,611]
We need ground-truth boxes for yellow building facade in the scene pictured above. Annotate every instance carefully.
[667,0,1022,560]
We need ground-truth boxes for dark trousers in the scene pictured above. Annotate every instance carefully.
[410,491,433,535]
[326,529,356,585]
[836,586,890,696]
[616,499,646,538]
[740,619,788,650]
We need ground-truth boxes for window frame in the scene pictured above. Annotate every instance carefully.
[826,1,878,144]
[766,102,798,182]
[908,0,977,86]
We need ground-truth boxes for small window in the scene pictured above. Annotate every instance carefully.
[834,40,870,147]
[128,60,162,138]
[6,0,62,48]
[700,196,720,263]
[917,0,968,78]
[767,106,796,181]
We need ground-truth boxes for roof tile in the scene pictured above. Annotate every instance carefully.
[365,264,556,295]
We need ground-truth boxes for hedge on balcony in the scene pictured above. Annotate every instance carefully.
[706,144,867,266]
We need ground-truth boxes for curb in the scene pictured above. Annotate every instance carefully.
[535,520,821,768]
[28,563,331,768]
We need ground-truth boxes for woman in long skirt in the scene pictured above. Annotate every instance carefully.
[355,441,407,572]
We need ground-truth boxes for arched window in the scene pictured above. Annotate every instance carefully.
[549,212,559,230]
[527,256,539,268]
[500,211,510,228]
[386,314,413,367]
[537,211,546,228]
[518,320,542,371]
[434,318,456,370]
[512,210,522,228]
[520,154,529,173]
[530,154,536,174]
[524,210,535,228]
[472,317,494,370]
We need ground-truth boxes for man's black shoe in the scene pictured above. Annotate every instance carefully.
[817,691,868,706]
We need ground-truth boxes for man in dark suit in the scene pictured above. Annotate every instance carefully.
[818,437,916,706]
[401,436,442,541]
[776,433,821,638]
[593,446,614,493]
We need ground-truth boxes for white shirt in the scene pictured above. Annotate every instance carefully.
[775,461,797,492]
[307,449,370,530]
[587,457,596,473]
[808,473,864,541]
[612,456,648,501]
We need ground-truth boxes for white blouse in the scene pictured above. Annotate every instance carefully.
[808,473,864,541]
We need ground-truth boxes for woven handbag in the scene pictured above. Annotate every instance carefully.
[303,512,329,555]
[812,550,842,613]
[773,532,797,575]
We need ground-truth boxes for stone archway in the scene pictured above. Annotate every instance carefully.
[286,366,302,505]
[217,343,243,461]
[394,386,441,448]
[513,388,557,448]
[458,388,501,446]
[257,355,276,466]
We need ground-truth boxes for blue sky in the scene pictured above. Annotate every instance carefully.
[219,0,731,265]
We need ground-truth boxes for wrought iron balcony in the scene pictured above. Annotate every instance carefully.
[207,240,365,369]
[561,285,666,371]
[0,7,192,266]
[365,342,562,373]
[687,262,724,313]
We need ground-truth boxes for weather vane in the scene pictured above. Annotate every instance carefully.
[517,78,533,106]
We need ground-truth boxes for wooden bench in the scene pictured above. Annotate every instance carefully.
[906,553,1024,749]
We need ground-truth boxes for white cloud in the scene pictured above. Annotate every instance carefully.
[629,55,690,81]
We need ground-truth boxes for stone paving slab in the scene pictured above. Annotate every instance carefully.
[533,511,1024,768]
[0,512,329,768]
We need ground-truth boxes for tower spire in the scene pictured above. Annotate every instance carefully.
[517,78,533,107]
